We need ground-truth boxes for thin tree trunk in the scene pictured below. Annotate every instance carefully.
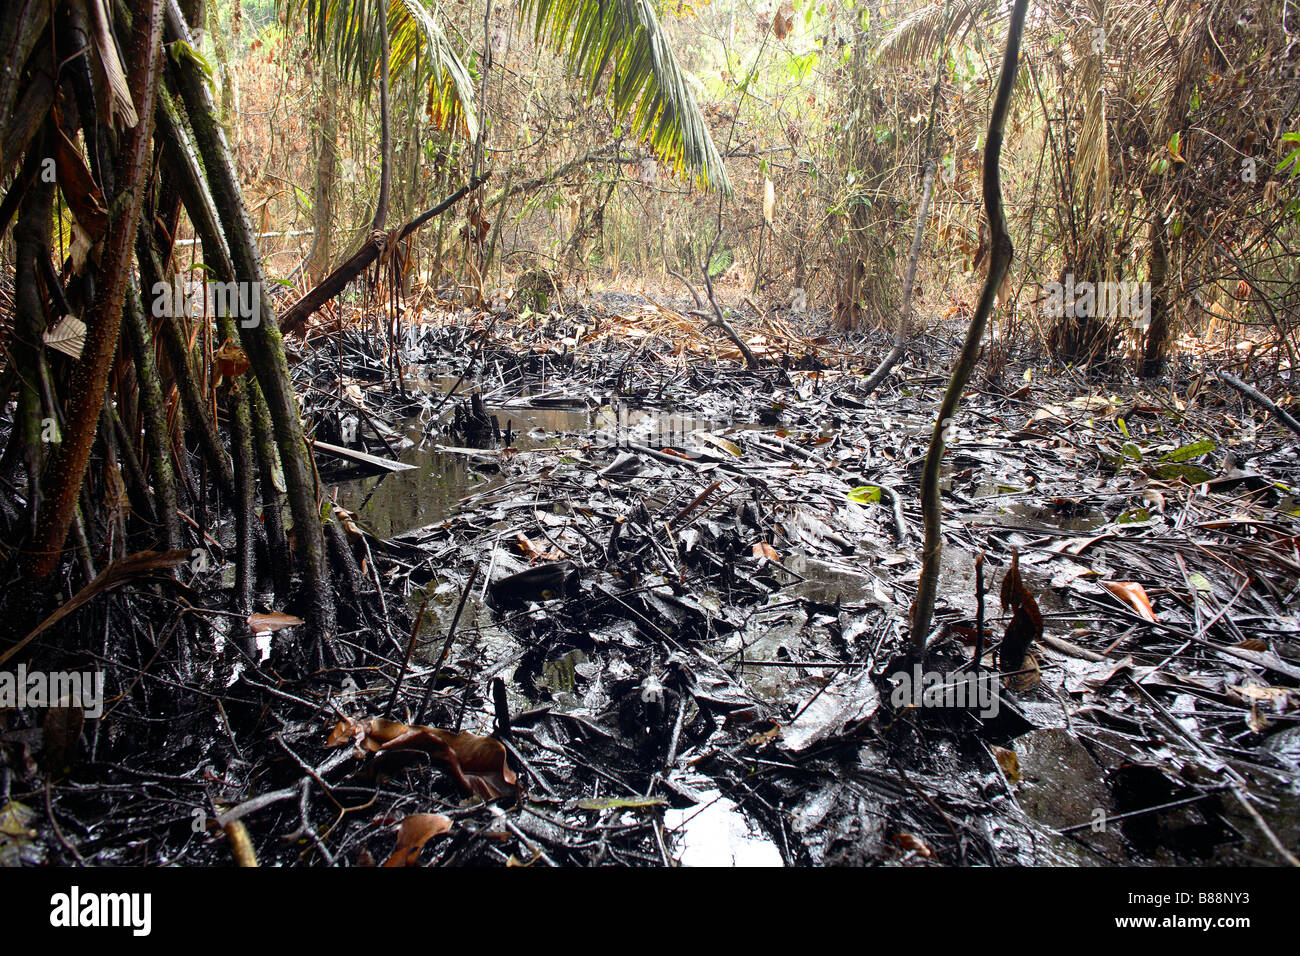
[861,158,936,394]
[6,130,55,529]
[305,60,338,284]
[909,0,1028,655]
[862,25,945,394]
[373,0,392,232]
[1140,208,1169,377]
[123,283,181,549]
[135,221,236,498]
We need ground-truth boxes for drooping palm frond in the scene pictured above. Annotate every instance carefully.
[1072,19,1109,241]
[519,0,730,194]
[389,0,478,140]
[876,0,990,68]
[287,0,477,139]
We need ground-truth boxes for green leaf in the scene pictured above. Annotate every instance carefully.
[697,433,742,457]
[578,796,666,810]
[168,39,215,87]
[1161,438,1215,462]
[847,485,882,504]
[1153,462,1214,483]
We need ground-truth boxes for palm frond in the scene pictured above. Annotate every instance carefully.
[389,0,478,140]
[876,0,989,68]
[287,0,477,139]
[520,0,730,194]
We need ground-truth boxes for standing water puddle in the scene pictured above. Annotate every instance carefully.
[663,791,784,866]
[329,384,729,538]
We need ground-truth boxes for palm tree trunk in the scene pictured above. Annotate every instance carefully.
[6,131,55,524]
[1141,209,1169,377]
[123,283,182,549]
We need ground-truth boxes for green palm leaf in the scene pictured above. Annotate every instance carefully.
[288,0,477,139]
[520,0,730,193]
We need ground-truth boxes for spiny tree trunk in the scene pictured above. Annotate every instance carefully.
[7,135,55,528]
[164,0,334,639]
[122,283,182,550]
[207,0,235,128]
[24,0,164,580]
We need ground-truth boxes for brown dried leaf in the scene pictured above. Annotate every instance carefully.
[991,744,1020,782]
[893,832,932,857]
[382,813,453,866]
[1102,581,1158,622]
[248,612,304,634]
[332,507,365,537]
[999,551,1042,674]
[214,338,250,385]
[3,551,190,667]
[43,315,87,360]
[42,703,84,777]
[328,716,518,800]
[52,122,108,243]
[515,533,561,561]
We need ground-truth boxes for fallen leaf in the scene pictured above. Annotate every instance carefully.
[577,796,666,811]
[1102,581,1158,622]
[893,832,932,857]
[1161,438,1215,462]
[991,744,1020,782]
[248,611,304,634]
[516,533,561,561]
[847,485,882,504]
[697,432,742,457]
[0,801,39,866]
[329,716,518,800]
[753,542,780,561]
[382,813,453,866]
[782,669,880,751]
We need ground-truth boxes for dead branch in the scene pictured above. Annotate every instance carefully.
[279,174,491,336]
